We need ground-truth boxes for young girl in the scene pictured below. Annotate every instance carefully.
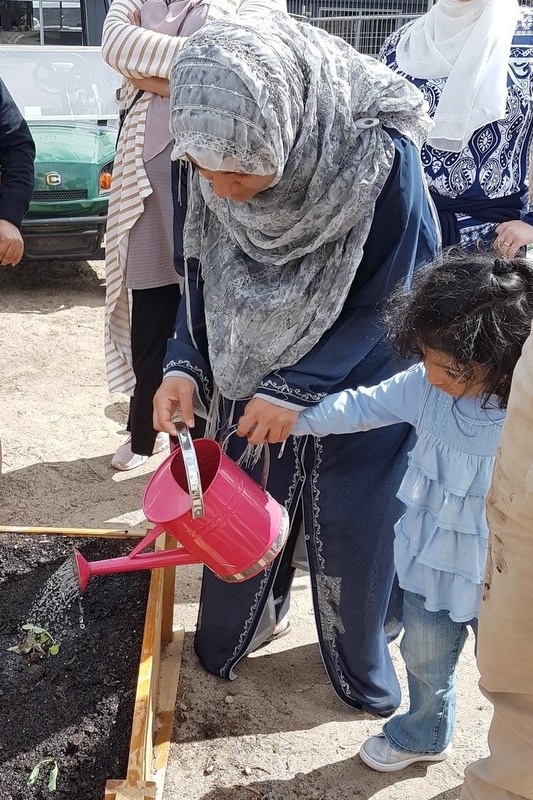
[291,250,533,772]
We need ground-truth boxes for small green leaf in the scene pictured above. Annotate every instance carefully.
[48,644,60,656]
[27,758,58,791]
[48,761,58,791]
[22,624,46,634]
[27,764,41,786]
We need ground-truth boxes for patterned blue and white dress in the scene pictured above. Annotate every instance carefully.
[381,8,533,248]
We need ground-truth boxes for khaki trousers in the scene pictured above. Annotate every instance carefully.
[461,326,533,800]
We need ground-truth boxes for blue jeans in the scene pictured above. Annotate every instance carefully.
[383,590,477,754]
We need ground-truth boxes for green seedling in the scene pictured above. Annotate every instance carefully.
[28,758,59,792]
[8,624,60,657]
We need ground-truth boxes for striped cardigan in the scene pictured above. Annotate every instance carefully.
[103,0,241,395]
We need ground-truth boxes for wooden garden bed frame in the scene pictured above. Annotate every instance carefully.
[0,526,183,800]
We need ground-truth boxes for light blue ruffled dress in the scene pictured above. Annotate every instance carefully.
[292,362,506,622]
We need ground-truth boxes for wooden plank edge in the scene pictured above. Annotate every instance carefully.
[0,525,146,538]
[127,567,163,784]
[152,629,185,800]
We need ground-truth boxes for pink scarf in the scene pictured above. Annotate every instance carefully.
[141,0,209,161]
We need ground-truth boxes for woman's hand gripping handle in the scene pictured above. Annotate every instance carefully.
[153,377,196,436]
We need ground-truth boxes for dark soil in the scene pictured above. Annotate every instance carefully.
[0,534,150,800]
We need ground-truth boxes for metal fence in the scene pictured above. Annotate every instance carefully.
[298,12,418,55]
[289,1,533,58]
[288,1,429,57]
[287,0,434,14]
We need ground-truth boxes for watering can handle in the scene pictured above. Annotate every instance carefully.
[175,420,205,519]
[221,427,271,491]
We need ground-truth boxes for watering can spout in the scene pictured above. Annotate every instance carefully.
[73,545,202,593]
[74,549,92,593]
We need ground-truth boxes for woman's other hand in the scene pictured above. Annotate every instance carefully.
[495,221,533,257]
[237,398,300,445]
[153,377,196,435]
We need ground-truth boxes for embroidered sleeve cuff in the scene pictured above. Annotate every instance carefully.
[257,373,327,409]
[253,392,308,411]
[163,360,211,412]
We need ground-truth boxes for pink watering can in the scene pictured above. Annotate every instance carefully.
[74,423,289,592]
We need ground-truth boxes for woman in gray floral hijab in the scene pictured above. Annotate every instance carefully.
[154,11,440,717]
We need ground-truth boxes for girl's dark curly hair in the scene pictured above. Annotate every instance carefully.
[384,248,533,408]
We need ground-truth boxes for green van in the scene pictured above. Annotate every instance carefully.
[1,45,120,259]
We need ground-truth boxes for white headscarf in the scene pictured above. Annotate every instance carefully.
[170,13,432,399]
[395,0,520,153]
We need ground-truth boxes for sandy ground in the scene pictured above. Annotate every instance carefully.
[0,258,492,800]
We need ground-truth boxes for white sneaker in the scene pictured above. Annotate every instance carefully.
[359,734,452,773]
[111,432,169,471]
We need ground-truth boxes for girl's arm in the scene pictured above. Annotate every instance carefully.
[102,0,185,80]
[292,364,426,437]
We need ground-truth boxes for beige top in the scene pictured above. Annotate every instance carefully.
[103,0,285,394]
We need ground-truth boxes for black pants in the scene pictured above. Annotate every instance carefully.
[128,284,181,455]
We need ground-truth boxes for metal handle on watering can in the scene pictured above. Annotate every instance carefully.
[221,426,271,490]
[174,419,205,519]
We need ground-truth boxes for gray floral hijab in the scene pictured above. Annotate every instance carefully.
[170,12,431,400]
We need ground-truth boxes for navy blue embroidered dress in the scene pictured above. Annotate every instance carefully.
[166,131,439,718]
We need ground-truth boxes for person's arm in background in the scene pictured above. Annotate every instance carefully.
[102,0,287,84]
[114,7,173,97]
[101,0,185,80]
[0,78,35,267]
